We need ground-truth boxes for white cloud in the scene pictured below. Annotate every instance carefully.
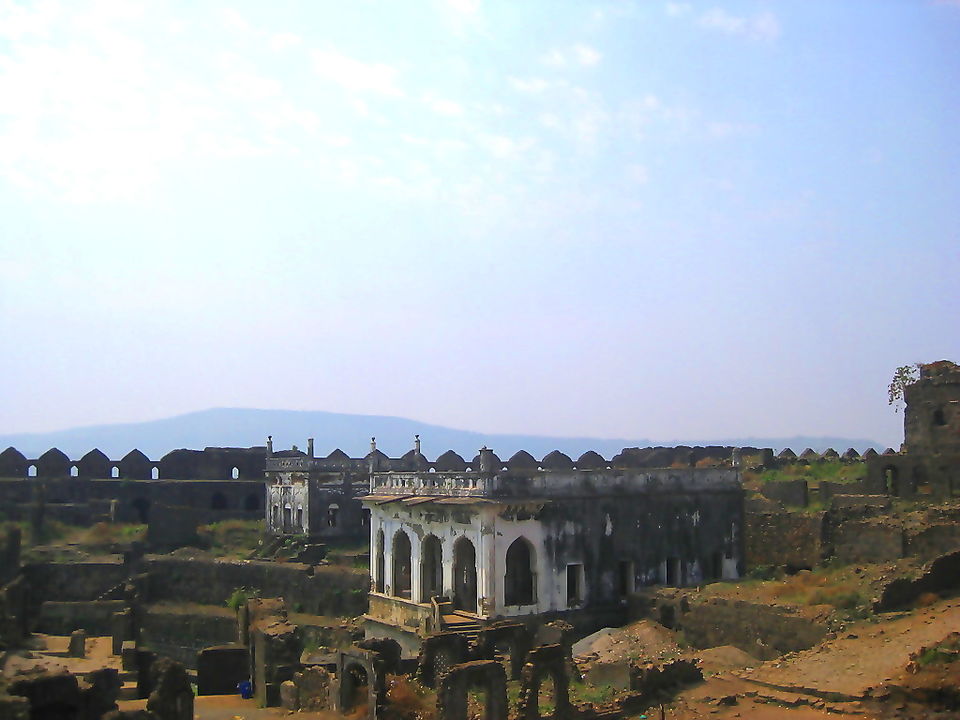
[268,32,301,51]
[423,94,464,116]
[625,164,649,184]
[446,0,480,15]
[541,44,602,69]
[310,48,403,96]
[509,76,552,93]
[697,8,781,42]
[478,133,534,159]
[665,2,692,17]
[573,44,602,67]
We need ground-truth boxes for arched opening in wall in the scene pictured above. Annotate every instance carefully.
[566,563,585,607]
[453,536,477,613]
[884,466,900,496]
[283,505,292,531]
[504,536,536,606]
[361,508,370,528]
[211,492,228,510]
[618,560,635,598]
[659,603,676,629]
[327,503,339,527]
[933,408,946,426]
[913,465,930,494]
[132,498,151,524]
[392,530,412,599]
[111,466,119,479]
[296,506,304,529]
[420,535,442,602]
[150,467,159,480]
[537,672,558,719]
[342,662,369,714]
[665,557,681,586]
[70,466,78,478]
[27,465,37,478]
[272,505,280,526]
[231,467,239,479]
[244,493,259,511]
[375,529,385,593]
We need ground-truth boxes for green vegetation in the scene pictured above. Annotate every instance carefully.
[226,586,259,611]
[916,637,960,667]
[747,460,866,487]
[197,519,264,557]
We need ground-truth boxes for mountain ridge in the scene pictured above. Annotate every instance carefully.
[0,408,887,460]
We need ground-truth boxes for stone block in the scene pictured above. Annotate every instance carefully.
[197,645,249,696]
[68,629,87,658]
[279,681,299,711]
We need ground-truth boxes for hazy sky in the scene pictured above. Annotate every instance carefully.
[1,0,958,447]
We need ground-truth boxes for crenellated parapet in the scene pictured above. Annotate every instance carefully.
[0,445,266,480]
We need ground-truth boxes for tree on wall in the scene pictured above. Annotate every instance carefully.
[888,364,921,413]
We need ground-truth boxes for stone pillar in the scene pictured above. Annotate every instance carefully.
[266,436,273,455]
[307,438,314,459]
[478,512,497,617]
[68,629,87,658]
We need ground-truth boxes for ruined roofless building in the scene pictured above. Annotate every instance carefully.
[867,360,960,497]
[362,444,744,649]
[263,436,370,539]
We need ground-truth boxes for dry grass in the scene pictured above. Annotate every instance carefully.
[765,569,864,610]
[383,674,436,720]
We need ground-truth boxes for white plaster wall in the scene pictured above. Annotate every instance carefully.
[369,503,488,609]
[266,477,309,533]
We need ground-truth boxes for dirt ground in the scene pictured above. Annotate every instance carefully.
[661,596,960,720]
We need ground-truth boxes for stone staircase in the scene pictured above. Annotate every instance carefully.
[440,611,482,642]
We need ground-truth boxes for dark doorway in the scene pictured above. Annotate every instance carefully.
[504,537,535,606]
[375,529,385,593]
[884,465,900,496]
[453,537,477,613]
[393,531,412,599]
[342,663,369,713]
[420,535,442,602]
[132,498,151,524]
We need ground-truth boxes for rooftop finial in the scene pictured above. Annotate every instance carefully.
[414,434,421,454]
[371,437,377,453]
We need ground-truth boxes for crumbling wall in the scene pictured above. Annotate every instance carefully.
[35,600,126,635]
[832,519,904,564]
[759,480,808,507]
[744,511,824,569]
[22,562,129,602]
[139,606,238,669]
[642,591,829,660]
[143,558,368,616]
[0,527,21,587]
[874,549,960,612]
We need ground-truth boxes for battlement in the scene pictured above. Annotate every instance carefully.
[368,466,742,499]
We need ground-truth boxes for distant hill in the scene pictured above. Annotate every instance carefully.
[0,408,886,460]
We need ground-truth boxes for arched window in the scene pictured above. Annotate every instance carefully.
[392,531,412,599]
[231,467,240,479]
[27,465,37,478]
[375,529,385,593]
[453,537,477,613]
[327,503,339,527]
[150,467,159,480]
[111,466,119,478]
[420,535,442,602]
[69,466,79,478]
[504,537,536,606]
